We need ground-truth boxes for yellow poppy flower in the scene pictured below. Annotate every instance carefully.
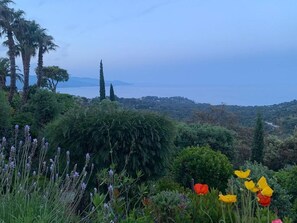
[251,187,260,193]
[257,176,268,190]
[261,186,274,197]
[219,194,237,203]
[234,169,251,179]
[244,180,260,193]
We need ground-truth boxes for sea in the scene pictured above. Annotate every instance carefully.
[57,83,297,106]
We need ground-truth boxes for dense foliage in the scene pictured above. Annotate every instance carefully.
[46,104,176,179]
[0,90,11,136]
[275,166,297,222]
[175,123,235,159]
[120,96,297,136]
[28,89,60,127]
[173,146,233,191]
[264,133,297,170]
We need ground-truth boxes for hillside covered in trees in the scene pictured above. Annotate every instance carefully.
[119,96,297,136]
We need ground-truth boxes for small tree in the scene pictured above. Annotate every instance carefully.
[99,59,106,101]
[41,66,69,92]
[251,113,264,163]
[110,83,115,101]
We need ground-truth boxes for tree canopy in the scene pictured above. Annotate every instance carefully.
[41,66,69,92]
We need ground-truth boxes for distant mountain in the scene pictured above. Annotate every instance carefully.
[10,76,131,89]
[57,77,131,88]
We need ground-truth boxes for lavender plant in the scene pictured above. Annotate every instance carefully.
[0,125,93,222]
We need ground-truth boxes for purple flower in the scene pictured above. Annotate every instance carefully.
[81,182,86,190]
[108,184,113,192]
[108,169,114,177]
[73,171,79,178]
[24,125,30,134]
[9,161,15,169]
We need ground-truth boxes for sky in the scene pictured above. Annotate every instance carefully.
[1,0,297,105]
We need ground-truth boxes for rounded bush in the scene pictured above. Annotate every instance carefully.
[46,105,176,179]
[173,146,232,191]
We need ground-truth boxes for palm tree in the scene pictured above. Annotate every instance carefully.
[0,57,10,89]
[14,19,40,103]
[0,0,24,102]
[36,29,57,87]
[0,58,23,90]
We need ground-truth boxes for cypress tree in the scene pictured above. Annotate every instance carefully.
[251,113,264,163]
[99,59,106,101]
[110,83,115,101]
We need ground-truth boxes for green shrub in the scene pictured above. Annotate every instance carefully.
[175,123,235,159]
[275,165,297,221]
[150,190,191,222]
[46,105,176,179]
[0,90,11,136]
[154,177,187,194]
[55,93,80,114]
[264,135,283,170]
[173,146,233,191]
[28,89,60,128]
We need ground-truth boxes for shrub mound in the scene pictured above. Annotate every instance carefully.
[46,106,176,179]
[173,146,232,191]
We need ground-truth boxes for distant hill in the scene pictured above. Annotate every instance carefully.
[9,76,131,89]
[57,77,131,88]
[118,96,211,121]
[119,96,297,136]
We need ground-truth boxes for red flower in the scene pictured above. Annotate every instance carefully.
[257,192,271,206]
[194,183,209,195]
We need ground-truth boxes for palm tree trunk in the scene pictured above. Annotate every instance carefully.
[7,30,17,103]
[36,45,43,87]
[22,53,30,103]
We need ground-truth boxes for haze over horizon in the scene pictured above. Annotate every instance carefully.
[1,0,297,105]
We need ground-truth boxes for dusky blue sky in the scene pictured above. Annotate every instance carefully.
[1,0,297,105]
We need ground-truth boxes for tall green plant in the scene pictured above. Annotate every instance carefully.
[110,83,115,101]
[0,2,23,102]
[252,113,264,163]
[99,59,106,101]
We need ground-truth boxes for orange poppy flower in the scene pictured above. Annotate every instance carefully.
[194,183,209,195]
[257,192,271,207]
